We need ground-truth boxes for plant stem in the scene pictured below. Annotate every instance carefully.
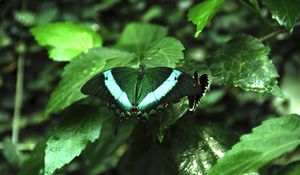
[12,54,24,144]
[259,21,300,42]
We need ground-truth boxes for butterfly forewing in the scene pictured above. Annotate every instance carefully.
[137,67,201,111]
[81,67,137,111]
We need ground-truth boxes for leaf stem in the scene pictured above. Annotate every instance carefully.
[12,54,25,144]
[259,21,300,42]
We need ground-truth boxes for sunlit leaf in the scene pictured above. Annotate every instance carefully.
[30,22,102,61]
[187,0,224,37]
[116,23,167,55]
[141,37,184,67]
[208,114,300,175]
[207,35,285,98]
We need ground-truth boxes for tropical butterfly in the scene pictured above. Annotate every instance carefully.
[81,65,208,122]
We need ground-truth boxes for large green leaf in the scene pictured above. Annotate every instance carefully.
[207,35,285,98]
[170,117,237,175]
[45,47,135,115]
[187,0,224,37]
[263,0,300,31]
[44,105,105,175]
[116,23,184,68]
[208,114,300,175]
[82,118,136,175]
[141,37,184,68]
[116,23,167,55]
[30,22,102,61]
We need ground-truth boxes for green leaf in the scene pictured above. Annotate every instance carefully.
[30,22,102,61]
[187,0,224,37]
[82,118,136,174]
[18,140,46,175]
[44,105,105,175]
[208,114,300,175]
[116,23,168,55]
[207,35,285,98]
[263,0,300,31]
[141,37,184,67]
[116,23,184,68]
[2,137,23,167]
[170,117,236,175]
[45,47,135,115]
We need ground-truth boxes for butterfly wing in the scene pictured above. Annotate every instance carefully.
[137,67,202,111]
[81,67,138,111]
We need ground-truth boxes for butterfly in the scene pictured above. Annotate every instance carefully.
[81,65,208,122]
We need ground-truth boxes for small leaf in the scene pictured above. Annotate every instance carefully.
[45,47,135,115]
[30,22,102,61]
[208,114,300,175]
[187,0,224,37]
[170,117,236,175]
[116,23,167,55]
[44,105,105,175]
[2,137,23,167]
[207,35,285,98]
[263,0,300,31]
[82,118,136,175]
[141,37,184,67]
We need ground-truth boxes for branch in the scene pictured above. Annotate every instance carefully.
[12,54,25,144]
[260,21,300,42]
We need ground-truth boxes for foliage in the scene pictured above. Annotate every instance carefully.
[1,0,300,175]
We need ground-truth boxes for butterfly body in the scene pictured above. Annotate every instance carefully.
[81,65,208,121]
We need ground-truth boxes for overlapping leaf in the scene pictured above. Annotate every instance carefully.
[170,117,236,175]
[263,0,300,31]
[207,35,285,98]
